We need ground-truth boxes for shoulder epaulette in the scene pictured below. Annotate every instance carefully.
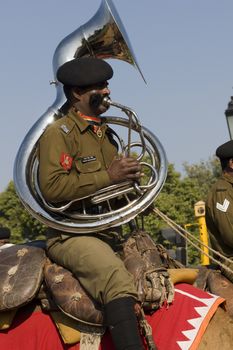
[216,187,227,192]
[60,124,70,134]
[58,117,75,134]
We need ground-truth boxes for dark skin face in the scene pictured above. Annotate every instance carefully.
[72,81,110,116]
[224,158,233,176]
[72,81,142,184]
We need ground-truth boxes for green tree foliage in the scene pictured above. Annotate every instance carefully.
[0,181,46,243]
[183,157,221,198]
[142,157,221,265]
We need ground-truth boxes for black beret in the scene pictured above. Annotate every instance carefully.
[216,140,233,159]
[56,57,113,87]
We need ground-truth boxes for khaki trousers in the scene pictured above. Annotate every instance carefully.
[47,235,138,305]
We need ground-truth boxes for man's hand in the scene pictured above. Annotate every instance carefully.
[107,156,141,184]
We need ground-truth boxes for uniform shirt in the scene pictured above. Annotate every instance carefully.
[38,108,118,204]
[205,173,233,258]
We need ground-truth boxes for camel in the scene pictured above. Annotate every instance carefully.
[0,236,233,350]
[0,288,232,350]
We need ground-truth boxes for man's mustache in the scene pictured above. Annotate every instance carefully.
[89,93,110,108]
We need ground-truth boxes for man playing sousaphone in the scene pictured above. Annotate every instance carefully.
[38,56,148,350]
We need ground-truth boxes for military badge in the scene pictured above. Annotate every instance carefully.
[216,199,230,212]
[60,152,73,170]
[81,156,97,163]
[93,125,103,138]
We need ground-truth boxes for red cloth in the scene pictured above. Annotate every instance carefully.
[145,283,224,350]
[76,283,224,350]
[0,283,224,350]
[0,309,79,350]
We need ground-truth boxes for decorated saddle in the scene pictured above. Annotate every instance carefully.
[0,232,178,334]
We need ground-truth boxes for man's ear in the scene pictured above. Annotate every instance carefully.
[229,158,233,169]
[72,88,82,100]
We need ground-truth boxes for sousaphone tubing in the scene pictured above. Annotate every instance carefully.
[13,0,167,233]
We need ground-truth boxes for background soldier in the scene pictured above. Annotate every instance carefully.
[205,140,233,282]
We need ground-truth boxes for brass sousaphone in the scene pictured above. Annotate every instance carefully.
[13,0,167,233]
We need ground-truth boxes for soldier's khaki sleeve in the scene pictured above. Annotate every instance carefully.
[38,127,111,203]
[211,190,233,248]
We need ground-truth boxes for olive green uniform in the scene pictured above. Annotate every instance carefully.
[205,173,233,279]
[38,108,138,304]
[38,109,115,204]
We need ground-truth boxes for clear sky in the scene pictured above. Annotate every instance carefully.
[1,0,233,192]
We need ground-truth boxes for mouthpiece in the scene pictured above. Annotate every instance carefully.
[102,96,112,107]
